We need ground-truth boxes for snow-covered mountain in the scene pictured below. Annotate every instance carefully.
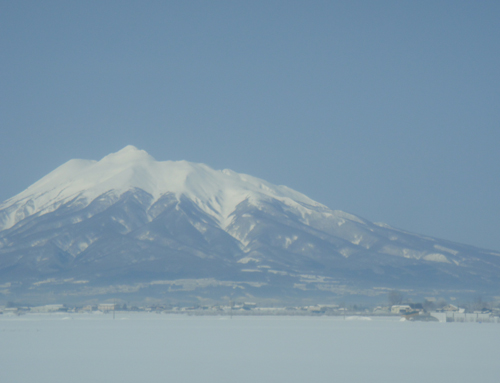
[0,145,323,231]
[1,146,499,304]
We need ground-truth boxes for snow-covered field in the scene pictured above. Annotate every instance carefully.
[1,313,498,383]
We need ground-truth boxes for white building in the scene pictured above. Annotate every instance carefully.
[30,304,65,313]
[98,303,117,312]
[391,305,411,314]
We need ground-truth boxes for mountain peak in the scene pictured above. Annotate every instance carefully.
[101,145,155,163]
[0,147,323,231]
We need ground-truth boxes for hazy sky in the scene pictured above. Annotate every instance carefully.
[1,1,499,251]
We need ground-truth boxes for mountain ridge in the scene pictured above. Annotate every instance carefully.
[1,146,499,304]
[0,145,324,232]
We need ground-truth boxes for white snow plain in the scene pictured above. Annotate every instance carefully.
[1,313,499,383]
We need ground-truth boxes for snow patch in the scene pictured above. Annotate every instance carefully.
[340,248,356,258]
[351,236,362,246]
[268,270,288,276]
[193,222,207,234]
[333,210,365,224]
[284,235,298,249]
[138,231,155,241]
[381,246,427,259]
[434,244,459,256]
[229,230,250,247]
[374,222,392,229]
[78,242,89,252]
[237,257,260,264]
[423,253,450,263]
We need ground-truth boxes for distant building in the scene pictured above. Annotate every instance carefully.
[432,311,499,323]
[318,304,339,310]
[30,304,66,313]
[409,303,424,311]
[391,305,411,314]
[308,306,326,313]
[98,303,117,312]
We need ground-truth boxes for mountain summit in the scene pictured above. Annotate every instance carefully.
[0,145,322,231]
[1,146,499,304]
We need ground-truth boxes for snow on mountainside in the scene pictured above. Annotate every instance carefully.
[0,145,324,231]
[1,146,499,303]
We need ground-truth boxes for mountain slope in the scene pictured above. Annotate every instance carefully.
[0,145,322,231]
[1,146,499,304]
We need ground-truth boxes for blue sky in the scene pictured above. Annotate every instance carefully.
[1,1,499,250]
